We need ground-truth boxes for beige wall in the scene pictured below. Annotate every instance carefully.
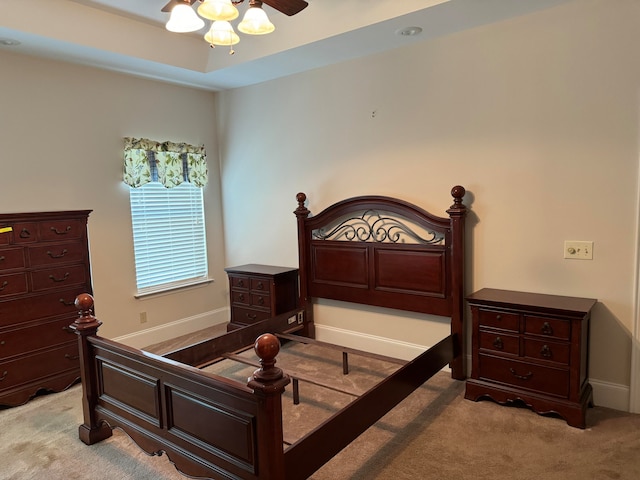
[218,0,640,406]
[0,51,227,339]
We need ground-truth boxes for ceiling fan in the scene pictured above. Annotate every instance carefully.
[161,0,309,17]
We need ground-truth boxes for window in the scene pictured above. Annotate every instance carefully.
[123,138,209,296]
[129,182,208,295]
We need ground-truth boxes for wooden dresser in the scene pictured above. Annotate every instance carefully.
[0,210,92,406]
[225,264,298,331]
[465,288,597,428]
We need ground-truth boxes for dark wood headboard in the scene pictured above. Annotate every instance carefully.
[294,186,467,378]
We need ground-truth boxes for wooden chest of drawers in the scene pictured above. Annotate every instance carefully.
[0,211,92,406]
[225,264,298,331]
[464,288,597,428]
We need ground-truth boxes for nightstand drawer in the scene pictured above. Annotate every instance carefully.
[477,309,519,332]
[231,306,271,325]
[479,330,519,355]
[524,315,570,340]
[230,275,250,290]
[523,338,570,365]
[478,354,569,398]
[231,290,250,305]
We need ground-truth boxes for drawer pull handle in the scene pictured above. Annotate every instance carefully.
[0,281,8,291]
[541,322,553,335]
[540,345,552,358]
[257,281,264,290]
[19,229,31,239]
[47,249,68,259]
[237,279,244,287]
[509,368,533,381]
[238,293,245,301]
[59,298,75,306]
[65,353,79,361]
[0,340,5,345]
[257,297,264,305]
[0,370,7,381]
[492,337,504,349]
[49,272,70,283]
[246,313,257,320]
[0,256,4,262]
[51,226,72,235]
[495,314,502,320]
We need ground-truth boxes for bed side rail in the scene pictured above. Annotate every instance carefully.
[283,334,455,480]
[71,294,290,480]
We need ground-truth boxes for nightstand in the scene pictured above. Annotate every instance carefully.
[464,288,597,428]
[225,264,299,331]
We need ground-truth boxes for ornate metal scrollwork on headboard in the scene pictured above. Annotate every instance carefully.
[312,210,444,245]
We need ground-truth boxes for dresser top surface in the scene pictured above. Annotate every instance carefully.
[466,288,597,315]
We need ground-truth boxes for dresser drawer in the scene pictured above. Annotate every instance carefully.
[0,247,26,271]
[39,219,85,242]
[231,306,271,325]
[524,315,570,340]
[478,354,569,398]
[0,342,79,392]
[0,317,77,360]
[0,272,28,298]
[479,330,519,355]
[523,338,570,365]
[10,222,39,244]
[27,242,86,267]
[477,309,519,332]
[30,264,88,292]
[0,287,87,327]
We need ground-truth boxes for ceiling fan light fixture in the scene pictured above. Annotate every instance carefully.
[204,20,240,46]
[238,2,275,35]
[197,0,239,22]
[166,3,205,33]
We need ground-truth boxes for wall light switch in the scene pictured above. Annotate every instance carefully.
[564,241,593,260]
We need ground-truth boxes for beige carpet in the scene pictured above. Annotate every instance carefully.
[2,341,640,480]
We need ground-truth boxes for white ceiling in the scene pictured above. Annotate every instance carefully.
[0,0,574,91]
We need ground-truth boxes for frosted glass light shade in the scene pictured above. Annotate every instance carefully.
[197,0,239,21]
[204,21,240,46]
[166,4,205,33]
[237,6,275,35]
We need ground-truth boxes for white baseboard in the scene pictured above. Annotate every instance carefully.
[590,378,630,412]
[113,307,229,349]
[315,324,454,371]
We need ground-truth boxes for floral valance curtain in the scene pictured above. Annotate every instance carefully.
[123,137,208,188]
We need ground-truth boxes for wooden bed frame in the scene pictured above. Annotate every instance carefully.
[71,186,467,480]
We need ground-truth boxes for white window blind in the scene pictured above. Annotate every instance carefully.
[129,181,208,295]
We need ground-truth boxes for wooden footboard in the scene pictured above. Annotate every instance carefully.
[71,293,291,480]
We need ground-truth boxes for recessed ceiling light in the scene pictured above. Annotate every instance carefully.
[395,26,423,37]
[0,38,21,46]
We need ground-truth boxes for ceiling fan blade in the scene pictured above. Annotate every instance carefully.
[262,0,309,16]
[161,0,198,13]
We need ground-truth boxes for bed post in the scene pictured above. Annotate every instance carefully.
[247,334,291,479]
[447,185,467,380]
[294,192,314,337]
[69,293,112,445]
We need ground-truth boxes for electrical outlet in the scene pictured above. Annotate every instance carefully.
[139,312,147,324]
[564,241,593,260]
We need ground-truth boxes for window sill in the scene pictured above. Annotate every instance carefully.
[134,278,214,299]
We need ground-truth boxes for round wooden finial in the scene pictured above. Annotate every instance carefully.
[252,333,284,382]
[254,333,280,363]
[75,292,94,312]
[72,293,102,331]
[451,185,466,201]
